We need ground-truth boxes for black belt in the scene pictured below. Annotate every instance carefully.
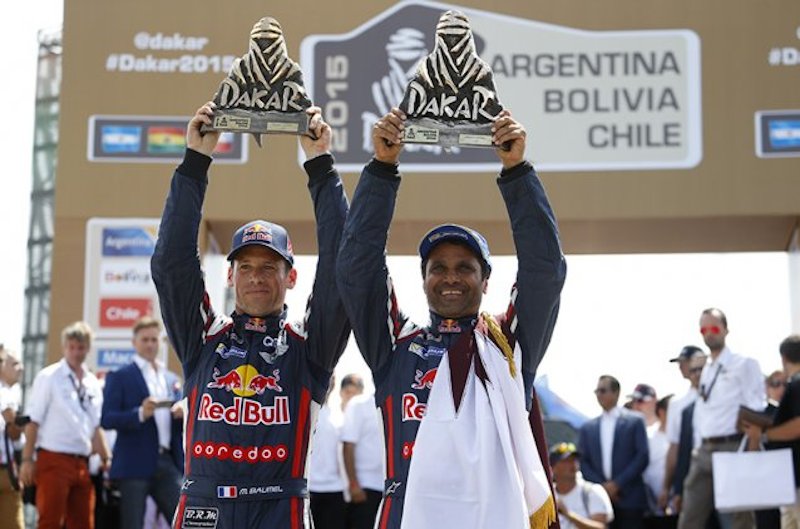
[181,476,308,502]
[702,434,743,445]
[384,479,405,498]
[158,446,170,455]
[37,448,89,462]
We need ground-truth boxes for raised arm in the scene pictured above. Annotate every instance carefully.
[151,103,220,378]
[336,109,418,382]
[296,109,351,375]
[493,111,567,406]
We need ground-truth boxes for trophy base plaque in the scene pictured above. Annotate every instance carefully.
[402,118,496,150]
[202,108,309,134]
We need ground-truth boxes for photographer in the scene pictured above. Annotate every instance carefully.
[0,345,25,529]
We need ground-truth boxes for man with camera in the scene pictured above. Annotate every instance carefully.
[101,316,184,529]
[0,345,24,529]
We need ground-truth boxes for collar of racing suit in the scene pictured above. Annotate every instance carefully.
[231,306,288,336]
[427,312,478,337]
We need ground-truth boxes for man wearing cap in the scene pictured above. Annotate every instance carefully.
[658,345,706,514]
[578,375,649,529]
[677,308,765,529]
[151,103,350,529]
[337,108,566,529]
[550,442,614,529]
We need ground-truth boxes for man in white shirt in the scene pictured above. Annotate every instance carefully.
[101,316,184,529]
[20,321,111,529]
[551,441,614,529]
[677,308,765,529]
[342,391,385,529]
[309,375,347,529]
[659,345,705,513]
[0,346,24,529]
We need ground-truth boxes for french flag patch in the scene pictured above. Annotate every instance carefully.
[217,486,237,498]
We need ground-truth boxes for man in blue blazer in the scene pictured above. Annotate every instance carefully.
[578,375,649,529]
[101,317,184,529]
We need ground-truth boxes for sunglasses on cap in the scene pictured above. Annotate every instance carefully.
[700,325,722,335]
[552,442,577,455]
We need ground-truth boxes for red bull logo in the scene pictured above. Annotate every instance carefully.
[242,223,272,243]
[437,319,461,333]
[197,394,291,426]
[411,368,438,390]
[206,365,282,397]
[247,369,282,394]
[402,393,427,422]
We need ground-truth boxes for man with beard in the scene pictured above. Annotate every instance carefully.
[677,308,765,529]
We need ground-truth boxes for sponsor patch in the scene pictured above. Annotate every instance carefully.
[197,394,290,426]
[206,366,283,396]
[411,368,437,390]
[426,346,446,357]
[241,224,272,244]
[437,319,461,333]
[181,506,219,529]
[215,343,246,359]
[192,441,289,464]
[245,317,267,333]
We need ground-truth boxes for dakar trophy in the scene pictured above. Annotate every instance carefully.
[398,10,505,150]
[203,17,312,146]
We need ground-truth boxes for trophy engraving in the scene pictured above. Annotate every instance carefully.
[204,17,313,146]
[399,11,504,150]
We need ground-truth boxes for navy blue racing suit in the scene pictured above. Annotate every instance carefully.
[152,149,350,529]
[336,159,566,529]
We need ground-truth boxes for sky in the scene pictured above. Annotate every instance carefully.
[0,1,795,418]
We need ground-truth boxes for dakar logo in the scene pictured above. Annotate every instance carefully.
[411,368,438,390]
[206,365,283,397]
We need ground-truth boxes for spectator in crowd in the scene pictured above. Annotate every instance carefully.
[342,387,385,529]
[677,308,765,529]
[101,316,184,529]
[766,370,787,410]
[630,384,658,427]
[0,346,24,529]
[340,373,365,411]
[643,395,672,520]
[579,375,649,529]
[550,441,614,529]
[20,321,112,529]
[744,335,800,529]
[309,375,347,529]
[659,345,705,514]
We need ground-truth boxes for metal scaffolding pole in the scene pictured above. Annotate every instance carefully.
[21,30,61,396]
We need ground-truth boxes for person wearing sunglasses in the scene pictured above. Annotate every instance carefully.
[550,442,614,529]
[678,308,765,529]
[578,375,649,529]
